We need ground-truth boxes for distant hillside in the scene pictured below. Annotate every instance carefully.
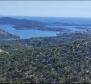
[0,17,46,30]
[0,17,91,31]
[0,29,20,40]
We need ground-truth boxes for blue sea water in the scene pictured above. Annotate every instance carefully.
[0,17,90,39]
[0,24,59,39]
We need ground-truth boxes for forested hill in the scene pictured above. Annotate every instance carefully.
[0,29,19,40]
[0,17,46,29]
[1,38,91,83]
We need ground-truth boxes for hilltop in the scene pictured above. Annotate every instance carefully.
[0,29,19,40]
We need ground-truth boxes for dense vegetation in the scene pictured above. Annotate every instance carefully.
[0,33,91,83]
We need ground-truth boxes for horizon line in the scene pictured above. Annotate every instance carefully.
[0,15,91,18]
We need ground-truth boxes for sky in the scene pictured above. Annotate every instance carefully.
[0,1,91,17]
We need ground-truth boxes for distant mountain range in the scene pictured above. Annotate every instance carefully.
[0,17,46,29]
[0,17,91,30]
[0,17,91,29]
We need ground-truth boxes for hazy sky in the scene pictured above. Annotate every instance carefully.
[0,1,91,17]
